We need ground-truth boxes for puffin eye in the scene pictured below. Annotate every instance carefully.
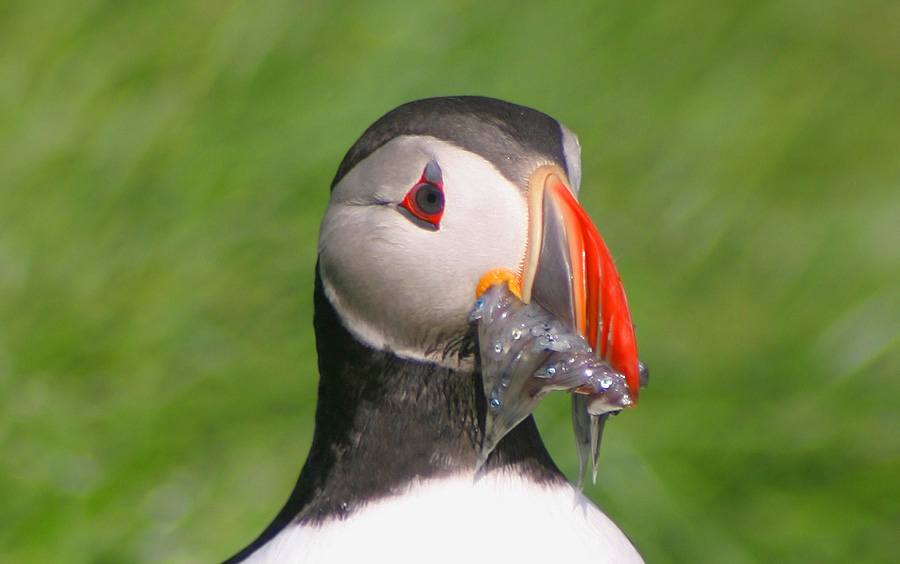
[413,183,444,215]
[399,163,445,228]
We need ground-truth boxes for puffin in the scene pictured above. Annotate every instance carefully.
[223,96,644,563]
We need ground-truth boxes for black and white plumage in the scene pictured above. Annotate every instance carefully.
[224,96,644,563]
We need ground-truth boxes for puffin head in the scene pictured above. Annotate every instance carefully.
[318,96,640,400]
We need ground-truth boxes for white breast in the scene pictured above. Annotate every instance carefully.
[241,471,643,564]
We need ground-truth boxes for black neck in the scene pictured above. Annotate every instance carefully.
[224,268,563,562]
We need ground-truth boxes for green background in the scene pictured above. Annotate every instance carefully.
[2,1,898,562]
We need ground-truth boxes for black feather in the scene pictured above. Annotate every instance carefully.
[223,265,564,563]
[331,96,568,190]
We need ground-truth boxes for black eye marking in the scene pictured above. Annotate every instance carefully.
[423,160,442,185]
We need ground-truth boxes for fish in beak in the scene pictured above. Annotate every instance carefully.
[471,165,645,485]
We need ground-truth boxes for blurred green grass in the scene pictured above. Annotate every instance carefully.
[1,1,898,562]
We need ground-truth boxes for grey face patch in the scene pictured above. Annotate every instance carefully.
[319,136,530,367]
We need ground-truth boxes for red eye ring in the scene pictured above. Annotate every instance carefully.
[400,182,444,227]
[399,163,445,228]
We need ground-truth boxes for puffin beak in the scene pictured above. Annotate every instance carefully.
[519,166,641,403]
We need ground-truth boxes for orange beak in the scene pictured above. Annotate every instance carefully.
[519,166,641,403]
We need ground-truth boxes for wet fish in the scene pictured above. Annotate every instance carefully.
[469,282,638,488]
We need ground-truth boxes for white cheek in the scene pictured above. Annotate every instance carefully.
[319,206,429,351]
[439,159,528,288]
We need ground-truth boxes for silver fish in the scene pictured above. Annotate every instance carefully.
[469,282,636,487]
